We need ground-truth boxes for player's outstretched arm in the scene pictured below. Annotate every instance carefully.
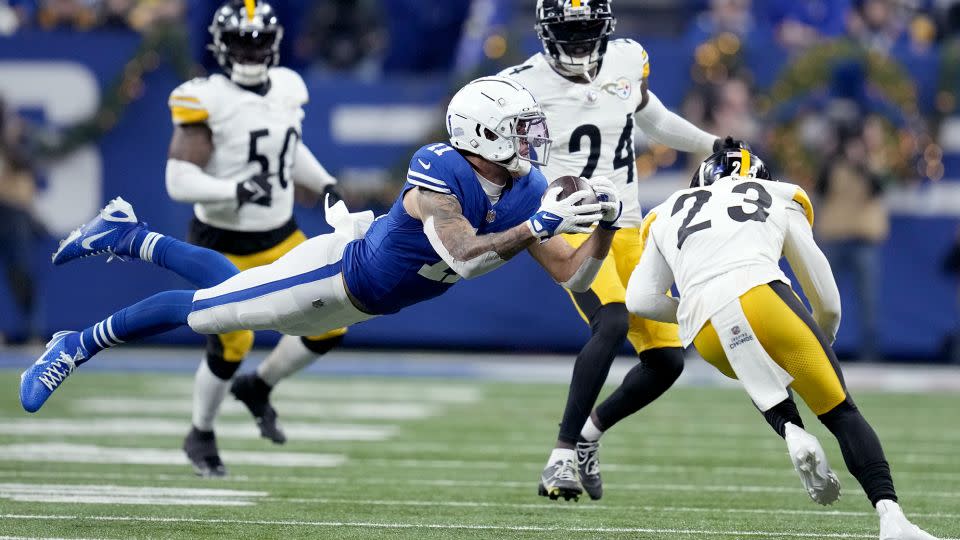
[625,224,678,323]
[292,142,338,193]
[634,86,717,155]
[408,188,541,279]
[165,124,236,203]
[527,228,614,292]
[782,206,842,344]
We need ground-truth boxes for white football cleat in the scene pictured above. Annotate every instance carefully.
[878,500,939,540]
[784,422,841,505]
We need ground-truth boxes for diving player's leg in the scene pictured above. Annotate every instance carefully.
[20,290,195,412]
[232,328,347,444]
[52,197,238,288]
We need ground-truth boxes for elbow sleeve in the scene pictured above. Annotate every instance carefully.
[165,159,235,203]
[561,257,603,292]
[634,92,716,155]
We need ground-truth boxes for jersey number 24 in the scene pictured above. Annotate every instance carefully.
[570,114,635,183]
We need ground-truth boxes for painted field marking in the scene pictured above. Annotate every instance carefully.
[0,419,395,441]
[6,514,955,539]
[73,398,437,420]
[0,468,955,500]
[6,465,960,485]
[271,496,960,520]
[0,483,266,506]
[152,380,482,403]
[0,443,346,468]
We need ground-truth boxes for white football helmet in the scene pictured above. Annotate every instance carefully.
[446,76,552,176]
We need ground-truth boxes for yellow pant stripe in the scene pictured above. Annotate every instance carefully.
[560,227,681,353]
[693,284,846,415]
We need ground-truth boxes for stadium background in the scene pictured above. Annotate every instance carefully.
[0,0,959,362]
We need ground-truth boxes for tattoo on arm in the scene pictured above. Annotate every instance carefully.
[419,189,535,261]
[169,124,214,166]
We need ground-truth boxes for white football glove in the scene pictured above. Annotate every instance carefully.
[586,176,622,229]
[527,186,603,240]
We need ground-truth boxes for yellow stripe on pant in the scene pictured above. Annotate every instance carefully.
[215,230,347,362]
[692,283,847,415]
[560,227,681,354]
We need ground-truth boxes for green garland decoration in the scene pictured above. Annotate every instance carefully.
[38,22,198,159]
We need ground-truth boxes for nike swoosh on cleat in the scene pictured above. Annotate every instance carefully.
[80,229,115,250]
[417,159,432,170]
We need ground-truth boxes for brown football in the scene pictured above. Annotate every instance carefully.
[548,175,598,205]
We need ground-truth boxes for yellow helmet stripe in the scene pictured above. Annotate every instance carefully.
[244,0,256,21]
[572,0,582,7]
[740,149,750,176]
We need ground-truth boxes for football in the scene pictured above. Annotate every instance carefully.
[549,175,598,205]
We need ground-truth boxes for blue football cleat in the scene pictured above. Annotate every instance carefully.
[52,197,144,266]
[20,331,87,413]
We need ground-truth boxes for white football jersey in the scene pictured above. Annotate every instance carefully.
[645,177,814,343]
[168,67,308,232]
[501,39,650,228]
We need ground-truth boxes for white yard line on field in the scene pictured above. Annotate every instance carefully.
[6,465,960,484]
[271,496,960,520]
[0,443,346,468]
[0,419,395,441]
[1,469,957,500]
[151,380,483,403]
[0,483,265,506]
[4,513,957,539]
[73,398,437,420]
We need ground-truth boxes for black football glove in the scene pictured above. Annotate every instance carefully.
[237,171,273,209]
[713,136,748,153]
[322,184,343,205]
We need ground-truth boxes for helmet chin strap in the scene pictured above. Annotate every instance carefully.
[231,63,269,86]
[500,155,531,177]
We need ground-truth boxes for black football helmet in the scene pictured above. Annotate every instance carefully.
[208,0,283,86]
[535,0,616,79]
[691,148,772,188]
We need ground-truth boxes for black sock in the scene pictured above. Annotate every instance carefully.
[557,304,629,445]
[818,399,897,506]
[760,394,804,438]
[594,347,684,432]
[301,334,344,355]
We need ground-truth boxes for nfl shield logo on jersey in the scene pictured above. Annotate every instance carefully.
[486,210,497,223]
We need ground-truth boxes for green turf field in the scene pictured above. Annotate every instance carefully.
[0,367,957,539]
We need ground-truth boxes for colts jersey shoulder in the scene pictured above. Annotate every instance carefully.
[405,143,475,201]
[607,38,650,82]
[168,76,223,126]
[268,66,309,107]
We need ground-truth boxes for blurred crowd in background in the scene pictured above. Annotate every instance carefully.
[3,0,960,360]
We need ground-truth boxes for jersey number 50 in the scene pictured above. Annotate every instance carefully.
[248,127,300,189]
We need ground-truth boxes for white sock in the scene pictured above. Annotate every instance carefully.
[580,417,604,442]
[191,359,230,432]
[876,499,902,517]
[547,448,576,466]
[256,335,317,387]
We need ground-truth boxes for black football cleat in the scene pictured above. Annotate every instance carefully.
[538,457,582,502]
[230,372,286,444]
[576,440,603,500]
[183,426,227,478]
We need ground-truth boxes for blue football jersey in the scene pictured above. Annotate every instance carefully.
[342,143,548,315]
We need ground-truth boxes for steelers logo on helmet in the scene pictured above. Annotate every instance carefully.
[535,0,616,80]
[691,148,773,188]
[208,0,284,86]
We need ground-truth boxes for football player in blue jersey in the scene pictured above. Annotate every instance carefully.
[20,76,624,415]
